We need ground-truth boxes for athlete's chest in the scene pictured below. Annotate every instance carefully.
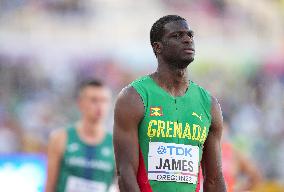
[142,95,211,146]
[140,97,210,185]
[63,143,114,173]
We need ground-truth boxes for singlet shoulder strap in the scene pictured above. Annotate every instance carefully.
[130,75,153,109]
[187,81,212,127]
[65,126,79,145]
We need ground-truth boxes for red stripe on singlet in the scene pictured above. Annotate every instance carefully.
[137,146,153,192]
[195,166,202,192]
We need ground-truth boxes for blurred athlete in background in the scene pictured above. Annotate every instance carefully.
[221,119,262,192]
[113,15,226,192]
[45,79,116,192]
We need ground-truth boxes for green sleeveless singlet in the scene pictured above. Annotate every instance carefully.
[56,126,115,192]
[131,75,212,192]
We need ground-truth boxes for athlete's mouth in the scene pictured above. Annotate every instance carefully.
[184,48,195,54]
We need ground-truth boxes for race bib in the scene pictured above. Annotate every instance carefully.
[148,142,199,184]
[65,176,107,192]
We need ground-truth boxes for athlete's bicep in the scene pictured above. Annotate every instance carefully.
[45,130,66,192]
[202,97,226,192]
[113,86,144,192]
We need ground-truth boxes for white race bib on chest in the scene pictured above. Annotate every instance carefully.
[148,142,199,184]
[65,176,107,192]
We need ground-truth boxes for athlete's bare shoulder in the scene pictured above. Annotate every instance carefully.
[115,85,144,121]
[210,96,223,134]
[48,128,67,156]
[116,85,142,103]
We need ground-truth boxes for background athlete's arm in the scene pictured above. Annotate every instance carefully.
[202,97,227,192]
[235,149,262,191]
[113,86,144,192]
[45,130,66,192]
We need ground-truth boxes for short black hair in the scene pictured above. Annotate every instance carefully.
[150,15,186,54]
[79,79,104,92]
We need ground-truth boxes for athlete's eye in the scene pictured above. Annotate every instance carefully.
[187,31,194,38]
[173,33,181,39]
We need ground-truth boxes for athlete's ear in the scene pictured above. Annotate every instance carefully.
[153,42,162,55]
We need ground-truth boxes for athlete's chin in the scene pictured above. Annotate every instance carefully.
[184,55,194,63]
[177,57,194,69]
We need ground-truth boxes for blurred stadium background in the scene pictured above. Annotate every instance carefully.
[0,0,284,191]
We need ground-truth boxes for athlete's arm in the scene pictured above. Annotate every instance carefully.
[113,86,144,192]
[45,129,66,192]
[202,97,227,192]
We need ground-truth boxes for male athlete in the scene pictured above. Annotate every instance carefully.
[113,15,227,192]
[45,80,115,192]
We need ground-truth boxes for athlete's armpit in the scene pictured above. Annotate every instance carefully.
[202,96,227,192]
[113,86,144,192]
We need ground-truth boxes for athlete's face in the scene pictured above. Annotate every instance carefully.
[78,86,111,122]
[158,20,195,68]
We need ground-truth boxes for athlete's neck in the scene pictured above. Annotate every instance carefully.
[77,119,105,145]
[152,64,189,97]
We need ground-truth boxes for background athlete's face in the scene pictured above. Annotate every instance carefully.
[78,86,111,122]
[160,20,195,69]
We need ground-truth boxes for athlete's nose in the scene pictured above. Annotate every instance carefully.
[182,34,193,44]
